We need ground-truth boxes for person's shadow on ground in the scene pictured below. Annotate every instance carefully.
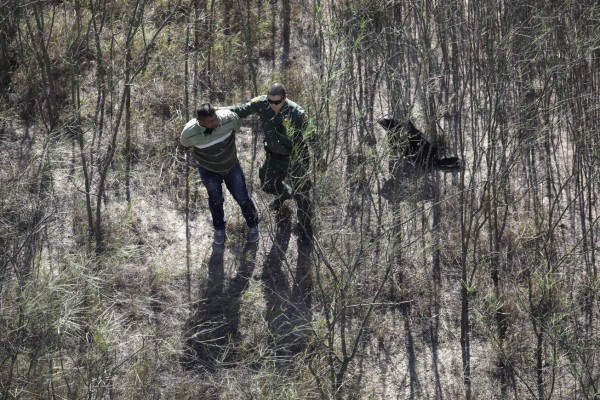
[262,206,313,362]
[182,241,258,372]
[381,160,437,203]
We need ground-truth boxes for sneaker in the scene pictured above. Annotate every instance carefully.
[213,229,226,245]
[247,226,260,243]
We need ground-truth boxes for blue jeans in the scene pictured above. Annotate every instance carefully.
[199,163,259,230]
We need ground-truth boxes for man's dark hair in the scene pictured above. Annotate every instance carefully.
[267,83,286,97]
[197,103,216,119]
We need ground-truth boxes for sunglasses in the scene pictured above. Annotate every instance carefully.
[267,97,285,105]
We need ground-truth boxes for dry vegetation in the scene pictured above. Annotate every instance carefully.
[1,0,599,399]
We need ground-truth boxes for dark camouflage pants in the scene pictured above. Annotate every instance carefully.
[260,151,313,240]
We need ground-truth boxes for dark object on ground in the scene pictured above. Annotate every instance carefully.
[378,117,463,171]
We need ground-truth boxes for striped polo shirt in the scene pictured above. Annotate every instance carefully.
[180,109,242,174]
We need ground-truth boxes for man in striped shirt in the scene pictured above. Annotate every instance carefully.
[180,103,259,245]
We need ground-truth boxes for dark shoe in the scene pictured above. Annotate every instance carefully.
[213,229,226,245]
[247,226,260,242]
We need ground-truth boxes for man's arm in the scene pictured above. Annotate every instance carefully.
[224,96,265,118]
[217,109,242,131]
[289,107,311,144]
[289,110,312,162]
[180,119,203,147]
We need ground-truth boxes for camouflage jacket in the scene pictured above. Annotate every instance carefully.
[226,95,310,161]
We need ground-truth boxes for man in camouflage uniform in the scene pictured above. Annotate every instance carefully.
[226,83,313,240]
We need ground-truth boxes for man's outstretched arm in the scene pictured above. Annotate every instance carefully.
[224,96,266,118]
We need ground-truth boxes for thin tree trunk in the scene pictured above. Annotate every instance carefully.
[281,0,291,69]
[184,22,192,303]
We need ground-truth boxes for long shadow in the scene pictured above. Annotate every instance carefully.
[430,174,444,400]
[182,241,258,372]
[384,161,441,399]
[402,303,422,399]
[292,232,313,312]
[262,207,312,361]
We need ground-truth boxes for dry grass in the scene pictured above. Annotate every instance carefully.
[2,1,600,399]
